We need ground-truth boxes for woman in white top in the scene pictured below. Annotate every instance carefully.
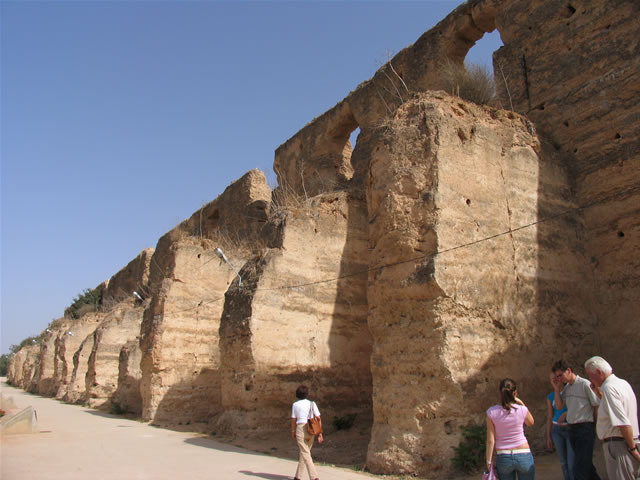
[291,385,323,480]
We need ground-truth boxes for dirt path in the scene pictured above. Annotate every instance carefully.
[0,380,606,479]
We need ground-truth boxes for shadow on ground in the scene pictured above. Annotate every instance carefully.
[185,436,277,456]
[238,471,291,480]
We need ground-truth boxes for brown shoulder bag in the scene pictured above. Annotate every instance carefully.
[307,401,323,435]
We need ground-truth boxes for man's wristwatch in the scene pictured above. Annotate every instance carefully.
[628,445,638,453]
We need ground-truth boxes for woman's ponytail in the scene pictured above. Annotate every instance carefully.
[499,378,517,411]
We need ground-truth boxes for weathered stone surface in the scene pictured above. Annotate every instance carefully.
[30,325,63,396]
[112,340,143,415]
[65,328,98,404]
[54,314,103,400]
[493,0,640,390]
[140,169,271,426]
[364,92,594,476]
[103,248,154,305]
[7,344,38,388]
[19,345,39,390]
[272,0,501,198]
[86,302,144,409]
[218,191,371,438]
[6,353,18,384]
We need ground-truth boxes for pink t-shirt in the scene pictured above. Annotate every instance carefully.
[487,404,529,449]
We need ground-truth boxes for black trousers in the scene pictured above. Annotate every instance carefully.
[568,422,601,480]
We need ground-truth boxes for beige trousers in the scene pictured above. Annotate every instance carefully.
[295,423,318,480]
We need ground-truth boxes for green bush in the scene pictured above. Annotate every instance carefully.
[0,354,9,376]
[110,401,127,415]
[9,336,39,354]
[65,288,103,319]
[333,413,357,431]
[452,422,487,473]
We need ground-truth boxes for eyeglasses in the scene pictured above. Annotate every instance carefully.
[554,371,566,378]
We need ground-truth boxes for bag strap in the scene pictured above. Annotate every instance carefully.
[308,400,316,420]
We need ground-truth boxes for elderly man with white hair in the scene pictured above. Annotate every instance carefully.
[584,355,640,479]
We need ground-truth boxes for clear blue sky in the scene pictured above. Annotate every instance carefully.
[1,0,502,354]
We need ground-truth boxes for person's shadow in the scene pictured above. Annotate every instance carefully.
[238,471,291,480]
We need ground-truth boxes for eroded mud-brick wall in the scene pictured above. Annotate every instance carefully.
[271,2,638,474]
[103,248,154,305]
[113,340,143,415]
[54,314,103,400]
[139,169,272,426]
[66,322,100,404]
[29,330,57,396]
[7,345,34,388]
[218,191,371,434]
[86,304,144,409]
[363,92,595,476]
[493,0,640,387]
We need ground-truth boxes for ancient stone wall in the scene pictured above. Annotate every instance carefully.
[139,169,272,426]
[103,248,154,305]
[65,328,97,404]
[218,191,371,436]
[7,346,29,387]
[54,314,103,399]
[85,303,144,409]
[364,92,595,476]
[18,344,39,389]
[270,2,638,473]
[30,328,59,396]
[273,0,500,198]
[493,0,640,388]
[51,319,73,395]
[112,340,143,415]
[6,351,18,384]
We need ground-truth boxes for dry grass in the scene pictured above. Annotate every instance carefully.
[168,220,265,260]
[269,167,319,221]
[439,59,497,106]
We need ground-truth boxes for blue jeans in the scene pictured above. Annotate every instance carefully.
[495,452,535,480]
[569,422,600,480]
[552,424,574,480]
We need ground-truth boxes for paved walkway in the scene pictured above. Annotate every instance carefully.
[1,381,375,480]
[0,380,607,480]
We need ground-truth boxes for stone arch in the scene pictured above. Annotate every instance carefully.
[273,101,359,198]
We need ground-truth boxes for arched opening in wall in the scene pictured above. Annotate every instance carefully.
[325,112,359,189]
[465,30,503,74]
[443,30,504,106]
[349,127,360,154]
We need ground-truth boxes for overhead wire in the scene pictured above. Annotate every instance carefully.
[137,183,640,315]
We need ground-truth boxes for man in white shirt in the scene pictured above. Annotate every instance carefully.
[584,356,640,480]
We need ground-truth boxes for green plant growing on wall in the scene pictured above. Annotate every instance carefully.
[110,401,128,416]
[333,413,357,431]
[9,336,40,353]
[452,422,487,473]
[65,288,103,319]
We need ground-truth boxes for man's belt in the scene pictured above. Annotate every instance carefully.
[603,436,640,443]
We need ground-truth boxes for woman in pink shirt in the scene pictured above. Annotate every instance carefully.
[486,378,535,479]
